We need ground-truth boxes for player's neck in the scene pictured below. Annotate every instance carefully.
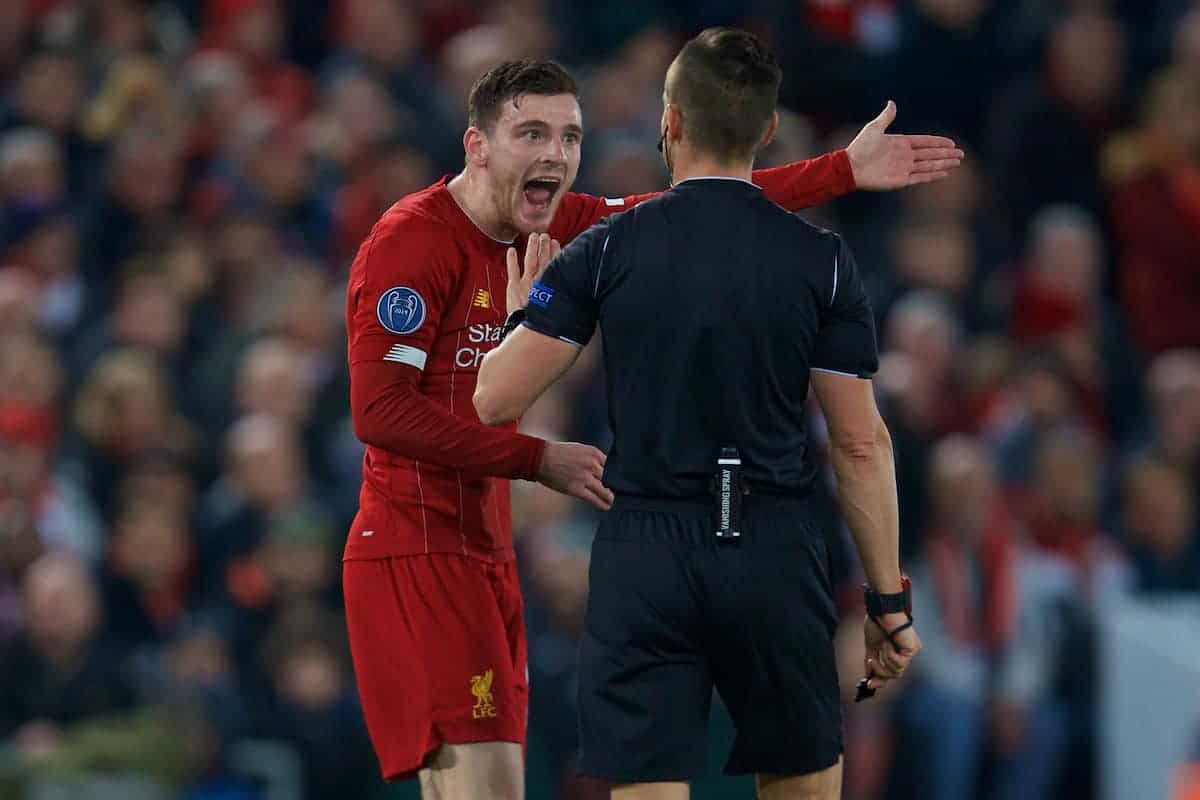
[669,152,754,186]
[447,171,518,243]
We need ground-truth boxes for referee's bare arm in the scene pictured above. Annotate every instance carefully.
[811,371,919,683]
[811,373,900,593]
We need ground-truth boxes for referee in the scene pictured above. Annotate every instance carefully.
[475,27,921,800]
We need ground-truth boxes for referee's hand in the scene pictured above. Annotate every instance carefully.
[861,612,921,691]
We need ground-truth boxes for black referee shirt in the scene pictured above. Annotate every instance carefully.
[523,176,879,498]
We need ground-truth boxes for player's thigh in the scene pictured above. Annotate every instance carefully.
[411,555,529,737]
[755,759,843,800]
[486,558,528,696]
[611,781,690,800]
[705,511,842,777]
[344,557,434,777]
[343,555,528,779]
[418,741,523,800]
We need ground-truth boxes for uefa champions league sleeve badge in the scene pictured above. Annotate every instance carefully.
[377,286,427,335]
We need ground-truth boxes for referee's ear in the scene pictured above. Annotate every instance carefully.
[664,104,683,144]
[758,111,779,152]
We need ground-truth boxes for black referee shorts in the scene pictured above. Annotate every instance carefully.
[577,492,843,783]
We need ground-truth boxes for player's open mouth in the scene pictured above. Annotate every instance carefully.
[523,178,561,210]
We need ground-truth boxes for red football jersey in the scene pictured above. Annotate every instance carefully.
[343,152,855,563]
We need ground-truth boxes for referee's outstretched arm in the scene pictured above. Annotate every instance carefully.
[811,371,921,689]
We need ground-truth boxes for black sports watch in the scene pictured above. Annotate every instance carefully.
[862,575,912,618]
[500,308,527,341]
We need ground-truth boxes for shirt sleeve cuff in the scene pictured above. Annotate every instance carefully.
[811,366,874,379]
[832,149,856,193]
[515,434,547,481]
[522,317,591,349]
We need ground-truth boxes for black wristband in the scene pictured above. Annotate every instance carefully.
[863,575,912,618]
[500,308,527,341]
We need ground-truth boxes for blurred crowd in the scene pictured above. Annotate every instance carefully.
[0,0,1198,798]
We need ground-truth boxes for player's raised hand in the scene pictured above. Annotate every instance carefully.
[506,233,561,313]
[536,441,614,511]
[845,101,964,190]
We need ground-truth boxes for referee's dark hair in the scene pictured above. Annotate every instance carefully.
[665,28,783,162]
[467,60,579,132]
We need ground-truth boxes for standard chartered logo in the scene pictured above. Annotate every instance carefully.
[455,323,503,368]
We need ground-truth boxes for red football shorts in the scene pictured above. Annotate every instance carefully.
[343,553,529,781]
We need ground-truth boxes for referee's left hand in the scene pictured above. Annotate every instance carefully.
[845,101,964,190]
[862,611,921,691]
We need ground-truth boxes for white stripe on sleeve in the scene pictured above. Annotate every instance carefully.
[383,344,428,370]
[811,367,864,379]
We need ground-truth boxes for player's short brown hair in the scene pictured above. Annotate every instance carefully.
[467,60,579,132]
[665,28,782,162]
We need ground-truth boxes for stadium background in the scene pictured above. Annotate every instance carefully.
[0,0,1199,798]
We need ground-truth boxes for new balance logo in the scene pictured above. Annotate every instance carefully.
[472,289,491,309]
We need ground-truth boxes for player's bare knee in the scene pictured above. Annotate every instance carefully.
[417,769,438,800]
[421,768,520,800]
[422,742,522,800]
[477,755,522,800]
